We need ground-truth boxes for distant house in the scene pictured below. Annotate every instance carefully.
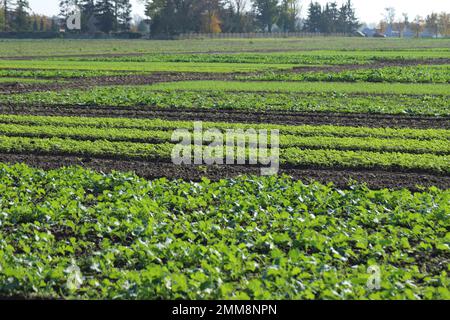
[373,32,387,38]
[384,26,399,37]
[359,25,442,38]
[402,28,415,38]
[361,27,375,37]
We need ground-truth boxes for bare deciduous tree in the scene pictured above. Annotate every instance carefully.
[438,12,449,37]
[410,15,425,38]
[426,12,439,37]
[384,7,396,27]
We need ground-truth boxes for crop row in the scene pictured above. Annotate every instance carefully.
[241,65,450,84]
[1,114,448,141]
[60,53,374,65]
[148,81,450,96]
[1,38,449,57]
[2,87,449,116]
[0,135,448,173]
[0,163,449,299]
[56,51,450,64]
[0,123,448,156]
[0,60,293,73]
[0,77,52,84]
[0,69,135,79]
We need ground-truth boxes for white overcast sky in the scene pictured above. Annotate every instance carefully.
[28,0,450,24]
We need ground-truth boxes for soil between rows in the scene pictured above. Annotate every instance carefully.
[0,153,447,190]
[1,104,448,129]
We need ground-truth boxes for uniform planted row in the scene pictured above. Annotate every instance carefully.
[148,81,450,96]
[60,52,373,65]
[0,60,294,73]
[0,135,448,173]
[1,114,449,140]
[2,88,449,116]
[0,123,448,155]
[241,65,450,84]
[0,69,136,79]
[56,51,450,64]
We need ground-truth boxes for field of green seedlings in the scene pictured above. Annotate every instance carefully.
[1,38,449,56]
[0,38,449,300]
[0,164,448,299]
[3,87,447,115]
[242,65,450,83]
[0,60,296,73]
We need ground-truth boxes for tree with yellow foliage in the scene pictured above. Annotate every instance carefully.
[201,11,222,33]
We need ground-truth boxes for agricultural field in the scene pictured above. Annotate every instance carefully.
[0,38,449,300]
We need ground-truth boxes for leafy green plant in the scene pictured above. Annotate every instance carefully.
[0,114,448,141]
[2,87,449,116]
[0,134,447,173]
[0,164,448,299]
[0,69,135,79]
[0,122,447,155]
[241,65,450,84]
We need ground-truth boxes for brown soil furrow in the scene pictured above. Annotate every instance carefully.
[1,104,448,129]
[0,153,447,190]
[0,149,447,176]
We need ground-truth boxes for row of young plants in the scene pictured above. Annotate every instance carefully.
[0,69,135,79]
[1,39,449,57]
[1,114,448,141]
[241,65,450,84]
[2,87,449,116]
[60,53,375,65]
[57,51,450,65]
[0,123,448,155]
[0,60,293,73]
[0,164,448,299]
[0,135,448,173]
[0,77,52,84]
[148,81,450,96]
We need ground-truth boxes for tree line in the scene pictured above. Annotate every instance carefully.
[59,0,132,33]
[1,0,46,32]
[379,8,450,38]
[303,1,360,33]
[145,0,361,36]
[145,0,304,36]
[1,0,133,33]
[0,0,448,37]
[2,0,356,35]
